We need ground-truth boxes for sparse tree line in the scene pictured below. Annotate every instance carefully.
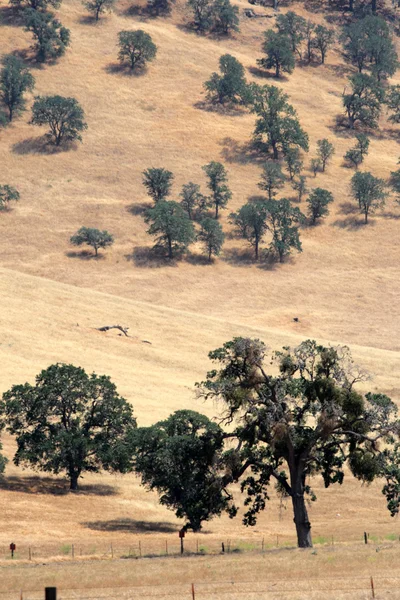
[1,340,400,549]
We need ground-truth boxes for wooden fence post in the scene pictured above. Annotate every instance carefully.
[370,576,375,598]
[191,583,195,600]
[165,540,168,555]
[364,532,368,544]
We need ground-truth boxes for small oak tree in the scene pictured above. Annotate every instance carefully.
[10,0,61,11]
[187,0,213,32]
[316,139,335,172]
[276,11,307,58]
[118,30,157,70]
[284,147,303,181]
[230,201,268,261]
[197,217,225,261]
[311,158,321,177]
[386,85,400,125]
[212,0,239,35]
[350,171,387,223]
[307,187,334,225]
[258,161,285,200]
[30,95,87,146]
[83,0,115,20]
[144,201,195,258]
[0,55,35,122]
[202,161,232,218]
[313,25,335,64]
[70,227,114,256]
[1,363,137,490]
[258,31,295,78]
[204,54,249,105]
[179,182,206,220]
[292,175,307,202]
[344,133,370,169]
[142,168,174,203]
[343,73,384,129]
[0,185,20,210]
[24,9,70,63]
[265,198,304,262]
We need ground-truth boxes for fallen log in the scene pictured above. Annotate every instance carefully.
[97,325,129,337]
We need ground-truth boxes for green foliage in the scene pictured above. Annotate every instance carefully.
[230,201,268,261]
[390,167,400,204]
[258,31,295,78]
[10,0,61,11]
[258,161,285,200]
[350,171,387,223]
[147,0,173,15]
[187,0,213,31]
[276,11,307,58]
[30,95,87,146]
[24,9,70,63]
[129,410,229,531]
[70,227,114,256]
[197,337,399,547]
[211,0,239,35]
[305,20,315,62]
[142,168,174,203]
[284,147,303,181]
[311,158,321,176]
[202,161,232,218]
[0,55,35,122]
[118,30,157,70]
[343,73,384,129]
[307,187,334,225]
[179,182,206,220]
[385,85,400,125]
[250,84,309,159]
[0,185,20,210]
[344,133,369,169]
[291,175,307,202]
[197,217,225,260]
[144,201,195,258]
[204,54,249,106]
[83,0,115,20]
[316,139,335,172]
[313,25,335,64]
[265,198,304,262]
[0,364,137,490]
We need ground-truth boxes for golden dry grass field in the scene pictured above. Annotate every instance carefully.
[1,0,400,593]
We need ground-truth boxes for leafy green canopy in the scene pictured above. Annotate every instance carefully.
[142,168,174,203]
[0,55,35,122]
[350,171,386,223]
[258,31,295,78]
[1,364,137,490]
[70,227,114,256]
[129,410,229,531]
[197,217,225,261]
[144,201,195,258]
[84,0,115,20]
[307,187,334,225]
[204,54,249,106]
[202,161,232,219]
[0,185,20,210]
[343,73,384,129]
[30,95,87,146]
[118,30,157,70]
[197,338,400,547]
[24,9,70,63]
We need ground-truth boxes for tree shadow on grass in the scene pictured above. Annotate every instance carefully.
[66,250,105,260]
[247,66,289,82]
[125,246,177,268]
[194,100,248,117]
[185,252,214,265]
[77,14,103,24]
[83,518,177,533]
[104,62,149,77]
[126,201,152,216]
[331,216,371,229]
[0,475,117,496]
[338,201,359,215]
[219,137,265,166]
[12,136,77,155]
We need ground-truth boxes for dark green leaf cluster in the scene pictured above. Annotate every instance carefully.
[70,227,114,256]
[83,0,115,20]
[30,95,87,145]
[10,0,61,11]
[0,55,35,122]
[187,0,239,34]
[258,30,295,78]
[0,185,20,210]
[144,201,195,258]
[350,171,387,223]
[197,217,225,261]
[344,133,369,169]
[24,8,70,63]
[202,161,232,219]
[306,187,334,225]
[118,30,157,70]
[343,73,384,129]
[204,54,250,106]
[142,168,174,203]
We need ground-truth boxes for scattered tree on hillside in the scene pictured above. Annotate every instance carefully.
[197,217,225,261]
[143,201,195,258]
[187,0,213,32]
[0,364,137,490]
[390,167,400,204]
[212,0,239,35]
[284,147,303,181]
[230,201,268,261]
[258,31,295,78]
[276,11,307,58]
[307,187,334,225]
[129,410,229,532]
[0,55,35,122]
[195,337,400,547]
[0,185,20,210]
[311,158,321,177]
[118,30,157,70]
[386,85,400,125]
[179,182,206,220]
[83,0,115,20]
[147,0,173,15]
[265,198,304,262]
[70,227,114,256]
[204,54,249,106]
[343,73,384,129]
[258,161,285,200]
[316,139,335,172]
[30,95,87,146]
[350,171,387,223]
[305,20,315,62]
[292,175,307,202]
[24,9,70,63]
[142,168,174,203]
[250,84,309,159]
[344,133,369,169]
[10,0,61,11]
[313,25,335,65]
[202,161,232,218]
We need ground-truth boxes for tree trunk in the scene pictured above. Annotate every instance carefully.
[275,63,280,78]
[94,246,98,256]
[291,492,313,548]
[208,246,212,262]
[321,51,325,65]
[215,203,219,219]
[364,209,368,224]
[255,237,259,261]
[371,0,376,13]
[70,473,79,491]
[8,106,13,122]
[167,236,173,259]
[272,142,279,160]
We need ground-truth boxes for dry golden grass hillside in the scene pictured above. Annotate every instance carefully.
[1,0,400,592]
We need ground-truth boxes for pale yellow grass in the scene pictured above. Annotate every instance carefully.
[0,0,400,592]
